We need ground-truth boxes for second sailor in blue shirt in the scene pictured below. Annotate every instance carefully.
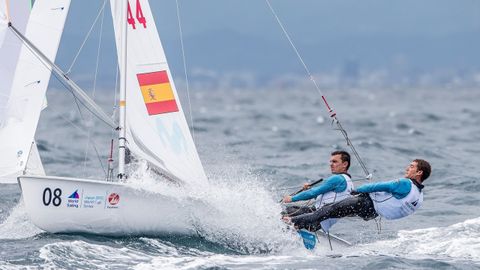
[282,150,354,232]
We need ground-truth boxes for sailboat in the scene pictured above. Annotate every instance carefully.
[1,0,209,234]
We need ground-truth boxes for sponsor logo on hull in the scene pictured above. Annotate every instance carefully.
[67,190,80,208]
[107,193,120,209]
[82,195,105,209]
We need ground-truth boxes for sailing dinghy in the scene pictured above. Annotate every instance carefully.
[1,0,210,234]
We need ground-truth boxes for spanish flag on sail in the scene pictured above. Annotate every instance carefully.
[136,71,179,115]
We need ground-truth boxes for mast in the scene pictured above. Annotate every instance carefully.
[117,0,128,179]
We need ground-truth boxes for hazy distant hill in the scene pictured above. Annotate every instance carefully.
[51,1,480,89]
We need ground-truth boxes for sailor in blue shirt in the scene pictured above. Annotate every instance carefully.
[282,150,354,231]
[285,159,431,230]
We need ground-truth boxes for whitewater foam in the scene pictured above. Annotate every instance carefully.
[0,199,43,239]
[124,161,301,254]
[134,254,301,270]
[359,217,480,262]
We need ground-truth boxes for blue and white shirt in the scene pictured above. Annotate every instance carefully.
[292,174,354,231]
[357,178,424,220]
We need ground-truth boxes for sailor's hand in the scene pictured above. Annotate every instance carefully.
[282,196,292,203]
[302,183,311,190]
[282,216,293,224]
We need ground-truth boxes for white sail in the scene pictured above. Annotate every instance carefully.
[0,0,30,126]
[25,141,45,176]
[0,141,45,183]
[0,0,71,183]
[110,0,207,184]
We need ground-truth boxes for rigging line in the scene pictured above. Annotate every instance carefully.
[8,23,116,128]
[8,26,110,129]
[50,107,107,175]
[8,26,115,169]
[66,0,107,74]
[175,0,196,142]
[8,24,109,176]
[67,86,107,176]
[49,105,97,147]
[56,73,108,176]
[64,82,107,177]
[110,66,119,144]
[90,139,108,175]
[111,64,119,138]
[107,53,120,172]
[113,64,119,118]
[106,65,119,177]
[265,0,371,180]
[83,2,107,177]
[59,72,114,127]
[334,120,370,178]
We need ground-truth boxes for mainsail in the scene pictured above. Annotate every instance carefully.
[110,0,207,185]
[0,0,71,183]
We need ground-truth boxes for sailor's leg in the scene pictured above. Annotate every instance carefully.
[319,193,378,220]
[291,200,353,230]
[355,194,378,220]
[283,205,315,217]
[291,194,376,230]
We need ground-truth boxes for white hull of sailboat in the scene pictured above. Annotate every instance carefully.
[18,175,200,235]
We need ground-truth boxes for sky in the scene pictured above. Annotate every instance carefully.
[56,0,480,87]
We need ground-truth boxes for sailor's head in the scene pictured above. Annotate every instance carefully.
[405,159,431,182]
[330,150,350,174]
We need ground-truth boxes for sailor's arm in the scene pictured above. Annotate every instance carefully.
[283,175,344,203]
[355,178,412,199]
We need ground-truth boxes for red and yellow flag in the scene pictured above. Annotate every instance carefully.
[136,71,179,115]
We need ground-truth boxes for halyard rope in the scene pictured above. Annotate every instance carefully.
[265,0,371,180]
[175,0,196,143]
[67,0,107,75]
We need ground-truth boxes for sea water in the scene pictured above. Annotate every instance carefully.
[1,85,479,269]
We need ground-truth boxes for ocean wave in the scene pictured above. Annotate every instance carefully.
[364,217,480,262]
[39,240,150,269]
